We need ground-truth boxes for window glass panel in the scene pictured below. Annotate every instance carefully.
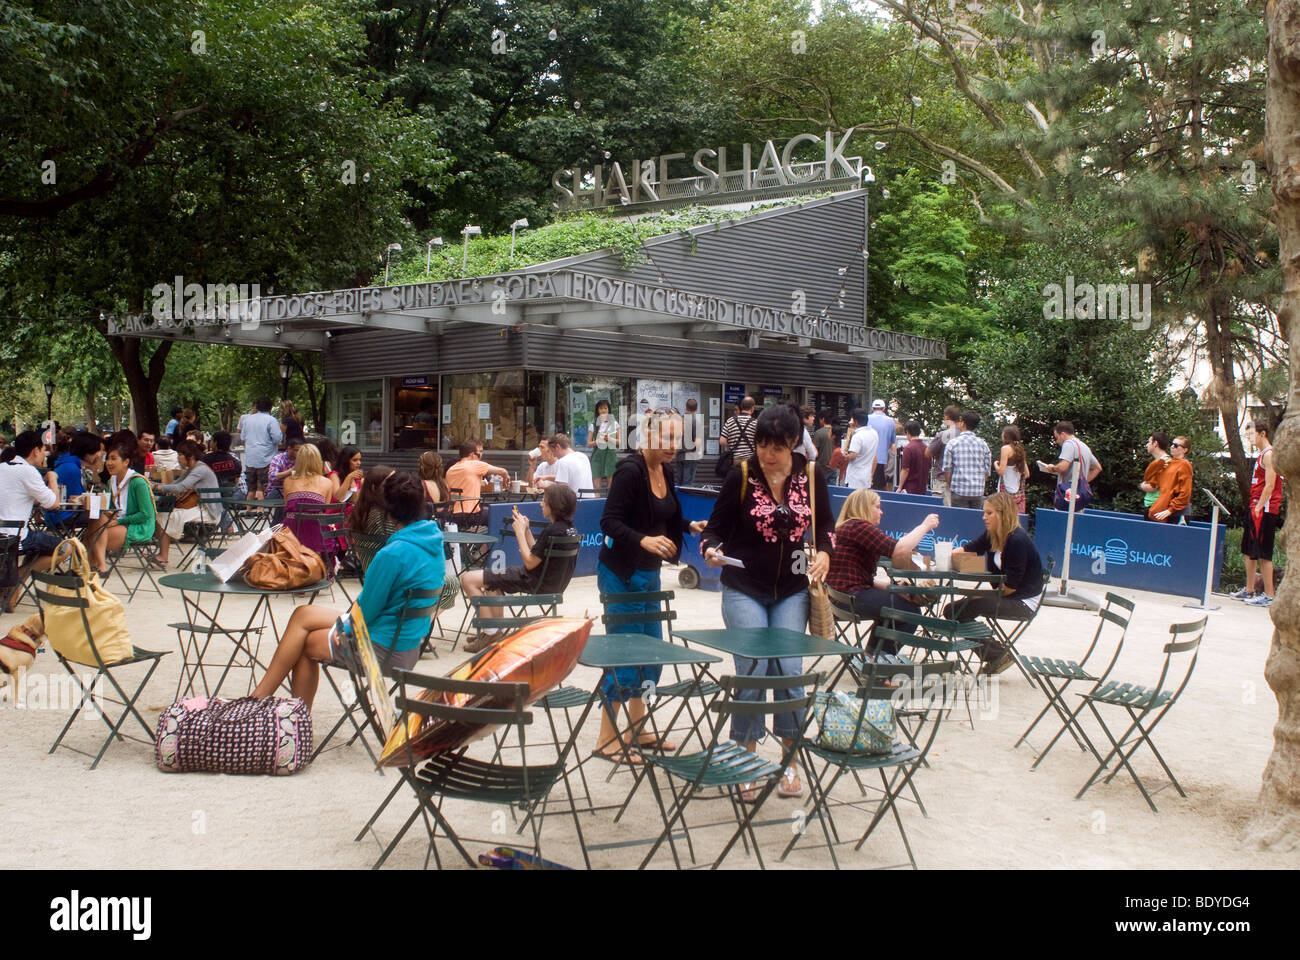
[441,371,525,451]
[391,377,439,450]
[555,375,634,452]
[331,379,384,451]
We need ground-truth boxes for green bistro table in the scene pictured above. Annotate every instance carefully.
[220,498,284,536]
[674,627,863,690]
[159,571,331,700]
[529,632,721,866]
[441,529,499,573]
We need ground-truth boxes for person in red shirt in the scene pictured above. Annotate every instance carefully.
[1234,421,1283,606]
[895,420,930,495]
[444,438,509,527]
[827,489,939,653]
[1150,435,1193,523]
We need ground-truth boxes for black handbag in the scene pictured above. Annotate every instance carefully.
[0,533,21,589]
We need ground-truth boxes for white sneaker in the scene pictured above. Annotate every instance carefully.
[1245,594,1273,607]
[1229,587,1255,600]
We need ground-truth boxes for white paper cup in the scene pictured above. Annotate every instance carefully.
[934,540,953,571]
[88,495,101,520]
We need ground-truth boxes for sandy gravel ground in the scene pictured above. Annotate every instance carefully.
[1,561,1295,870]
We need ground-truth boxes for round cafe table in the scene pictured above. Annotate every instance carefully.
[159,570,331,700]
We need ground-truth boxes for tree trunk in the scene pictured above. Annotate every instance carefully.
[1204,299,1253,504]
[1247,0,1300,850]
[84,384,96,431]
[104,334,171,435]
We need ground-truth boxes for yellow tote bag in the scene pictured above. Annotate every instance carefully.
[43,539,134,667]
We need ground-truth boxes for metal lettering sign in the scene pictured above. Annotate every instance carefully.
[552,129,867,212]
[110,269,945,358]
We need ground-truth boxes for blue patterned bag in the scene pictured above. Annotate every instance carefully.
[813,690,895,754]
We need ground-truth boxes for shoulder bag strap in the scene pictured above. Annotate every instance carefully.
[739,459,748,504]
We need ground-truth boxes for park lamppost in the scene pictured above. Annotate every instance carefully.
[383,242,402,285]
[509,218,529,264]
[460,225,481,274]
[44,379,54,422]
[426,236,443,275]
[278,353,292,401]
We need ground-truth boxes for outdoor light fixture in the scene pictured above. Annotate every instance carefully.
[44,379,54,422]
[384,242,402,285]
[861,166,875,184]
[426,236,443,275]
[278,354,292,400]
[509,218,529,262]
[460,225,482,274]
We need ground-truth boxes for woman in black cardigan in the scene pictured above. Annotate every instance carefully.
[700,404,834,799]
[595,408,706,762]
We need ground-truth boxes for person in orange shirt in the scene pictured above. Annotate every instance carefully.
[444,438,509,528]
[1151,436,1194,523]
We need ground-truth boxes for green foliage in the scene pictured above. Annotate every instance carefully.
[384,200,816,283]
[362,0,738,235]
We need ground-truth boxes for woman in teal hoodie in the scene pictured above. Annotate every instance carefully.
[252,472,446,709]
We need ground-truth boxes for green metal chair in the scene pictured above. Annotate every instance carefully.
[879,606,990,725]
[1075,616,1207,813]
[638,671,823,870]
[313,587,444,763]
[33,570,169,769]
[782,659,956,869]
[1018,592,1134,766]
[954,556,1057,684]
[374,672,588,870]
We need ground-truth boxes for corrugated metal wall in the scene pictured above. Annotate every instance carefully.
[572,193,868,320]
[522,327,866,390]
[322,326,524,379]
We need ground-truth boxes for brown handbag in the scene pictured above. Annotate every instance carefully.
[242,525,327,591]
[175,488,199,510]
[805,464,836,642]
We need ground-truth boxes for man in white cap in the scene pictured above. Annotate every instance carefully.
[867,399,896,490]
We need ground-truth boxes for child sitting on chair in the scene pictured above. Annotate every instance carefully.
[459,484,579,653]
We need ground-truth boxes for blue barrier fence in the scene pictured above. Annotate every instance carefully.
[483,487,1222,599]
[1032,508,1224,598]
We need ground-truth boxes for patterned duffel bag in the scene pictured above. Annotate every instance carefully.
[155,696,312,775]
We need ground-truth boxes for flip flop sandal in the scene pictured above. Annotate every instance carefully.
[591,747,641,766]
[738,781,764,803]
[636,737,677,752]
[776,768,803,798]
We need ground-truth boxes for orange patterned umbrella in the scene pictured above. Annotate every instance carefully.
[379,617,593,767]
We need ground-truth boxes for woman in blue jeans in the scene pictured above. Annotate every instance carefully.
[595,409,706,762]
[701,404,834,800]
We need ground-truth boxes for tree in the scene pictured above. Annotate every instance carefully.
[0,0,440,430]
[1246,0,1299,851]
[360,0,739,235]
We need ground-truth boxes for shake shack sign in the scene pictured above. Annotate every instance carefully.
[553,129,866,211]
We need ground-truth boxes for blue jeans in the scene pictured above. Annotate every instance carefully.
[720,587,809,744]
[596,561,663,712]
[678,457,698,486]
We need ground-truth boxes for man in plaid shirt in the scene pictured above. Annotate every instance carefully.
[941,410,991,509]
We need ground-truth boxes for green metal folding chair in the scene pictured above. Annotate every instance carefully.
[33,570,169,769]
[1075,616,1207,813]
[1018,592,1133,766]
[782,659,956,869]
[879,607,989,725]
[637,671,823,870]
[313,587,443,763]
[374,672,588,870]
[959,556,1057,684]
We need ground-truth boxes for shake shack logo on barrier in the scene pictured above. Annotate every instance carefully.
[49,890,151,940]
[1070,537,1173,568]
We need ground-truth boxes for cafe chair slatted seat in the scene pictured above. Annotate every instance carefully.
[781,659,955,870]
[1074,616,1207,813]
[637,671,823,871]
[174,487,227,569]
[313,587,444,764]
[33,570,169,769]
[964,557,1057,686]
[375,672,588,870]
[1017,592,1134,767]
[878,607,988,726]
[102,529,165,602]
